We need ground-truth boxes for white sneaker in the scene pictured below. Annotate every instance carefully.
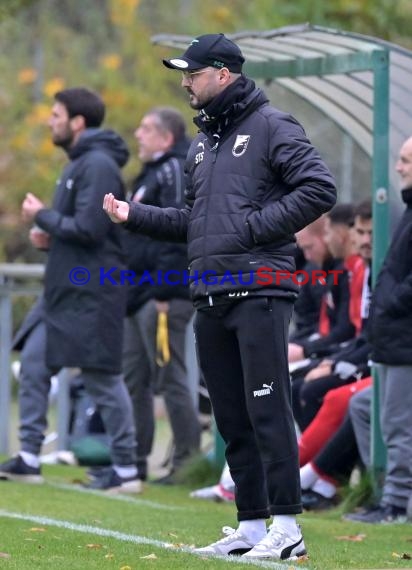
[194,526,256,556]
[243,524,306,560]
[190,483,234,502]
[190,485,219,500]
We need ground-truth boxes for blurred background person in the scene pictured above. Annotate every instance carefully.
[0,87,140,494]
[121,107,200,484]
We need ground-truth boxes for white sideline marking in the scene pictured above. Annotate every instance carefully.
[50,482,185,511]
[0,510,308,569]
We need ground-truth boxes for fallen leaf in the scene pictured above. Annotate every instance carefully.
[29,527,46,532]
[168,532,178,538]
[105,553,115,559]
[120,566,132,570]
[297,555,310,563]
[140,554,157,559]
[0,553,11,559]
[86,544,103,549]
[335,533,366,542]
[392,551,411,559]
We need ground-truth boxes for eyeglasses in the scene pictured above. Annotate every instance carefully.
[181,69,210,83]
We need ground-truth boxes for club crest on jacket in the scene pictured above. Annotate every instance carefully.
[232,135,250,157]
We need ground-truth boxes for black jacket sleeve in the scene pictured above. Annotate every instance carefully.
[36,154,123,246]
[124,203,190,242]
[247,114,336,244]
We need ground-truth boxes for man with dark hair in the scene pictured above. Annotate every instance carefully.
[323,203,355,260]
[54,87,106,128]
[104,34,336,561]
[327,203,354,225]
[122,107,200,483]
[0,87,140,493]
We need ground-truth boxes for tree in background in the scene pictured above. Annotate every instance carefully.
[0,0,193,260]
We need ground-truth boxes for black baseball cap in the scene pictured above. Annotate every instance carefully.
[163,33,245,73]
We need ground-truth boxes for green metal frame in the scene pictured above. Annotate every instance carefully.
[370,49,390,486]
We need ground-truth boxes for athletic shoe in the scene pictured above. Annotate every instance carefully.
[86,465,113,480]
[88,463,147,482]
[343,504,407,524]
[302,490,339,511]
[152,469,176,485]
[193,526,256,556]
[84,467,142,494]
[190,483,235,502]
[0,455,44,484]
[243,524,307,561]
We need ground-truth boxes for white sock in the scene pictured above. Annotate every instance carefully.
[238,519,267,542]
[312,478,336,498]
[271,515,300,536]
[113,465,137,479]
[20,451,40,468]
[300,463,318,490]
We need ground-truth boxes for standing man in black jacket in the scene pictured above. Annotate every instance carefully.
[122,107,200,483]
[0,88,139,493]
[104,34,336,560]
[345,136,412,523]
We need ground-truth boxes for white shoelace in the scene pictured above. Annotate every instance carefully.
[255,526,288,548]
[213,526,243,544]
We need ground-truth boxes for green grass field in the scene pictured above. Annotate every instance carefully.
[0,462,412,570]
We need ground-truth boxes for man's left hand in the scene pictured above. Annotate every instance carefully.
[22,193,45,222]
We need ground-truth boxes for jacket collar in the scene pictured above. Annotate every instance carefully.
[193,76,268,138]
[401,186,412,204]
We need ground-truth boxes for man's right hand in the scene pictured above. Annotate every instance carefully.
[103,193,130,223]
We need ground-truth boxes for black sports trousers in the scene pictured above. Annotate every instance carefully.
[194,296,302,520]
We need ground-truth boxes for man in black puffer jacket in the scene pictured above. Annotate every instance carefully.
[103,34,336,561]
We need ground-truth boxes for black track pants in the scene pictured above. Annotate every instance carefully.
[194,297,302,520]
